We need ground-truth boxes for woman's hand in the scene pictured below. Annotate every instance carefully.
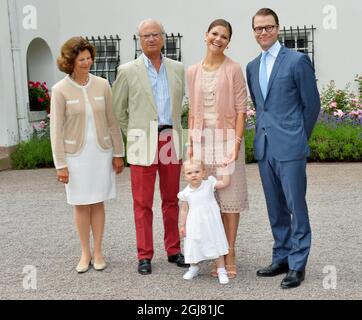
[113,157,124,175]
[186,145,193,160]
[57,168,69,184]
[222,142,240,166]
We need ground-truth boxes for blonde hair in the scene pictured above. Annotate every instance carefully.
[182,159,205,172]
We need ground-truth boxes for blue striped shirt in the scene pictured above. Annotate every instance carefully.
[142,54,172,125]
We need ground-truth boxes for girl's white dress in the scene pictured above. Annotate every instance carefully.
[178,176,229,264]
[65,76,116,205]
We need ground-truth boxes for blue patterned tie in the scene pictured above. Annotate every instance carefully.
[259,51,268,99]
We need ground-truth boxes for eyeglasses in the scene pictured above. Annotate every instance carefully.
[253,25,278,34]
[139,33,163,40]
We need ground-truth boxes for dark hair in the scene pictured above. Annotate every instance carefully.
[252,8,279,28]
[207,19,233,40]
[57,37,96,74]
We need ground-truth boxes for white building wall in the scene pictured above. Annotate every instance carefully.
[1,0,362,149]
[55,0,362,89]
[0,0,19,147]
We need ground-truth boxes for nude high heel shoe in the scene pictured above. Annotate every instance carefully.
[93,260,107,271]
[225,247,237,279]
[76,261,91,273]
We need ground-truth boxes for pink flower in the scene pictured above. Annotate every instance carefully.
[247,110,256,118]
[330,101,337,108]
[39,121,46,129]
[37,97,45,103]
[349,110,359,118]
[333,109,344,118]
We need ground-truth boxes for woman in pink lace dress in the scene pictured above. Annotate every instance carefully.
[186,19,249,278]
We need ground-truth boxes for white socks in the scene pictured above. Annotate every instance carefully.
[183,265,200,280]
[183,266,229,284]
[217,267,229,284]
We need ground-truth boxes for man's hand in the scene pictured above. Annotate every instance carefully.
[113,157,124,175]
[179,225,186,238]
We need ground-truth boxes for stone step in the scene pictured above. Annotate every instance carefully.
[0,146,16,171]
[0,152,11,171]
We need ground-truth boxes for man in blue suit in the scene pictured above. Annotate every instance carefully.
[246,8,321,289]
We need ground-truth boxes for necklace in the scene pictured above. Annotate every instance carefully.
[71,73,89,86]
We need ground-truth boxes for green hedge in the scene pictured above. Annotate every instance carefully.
[244,129,256,163]
[10,122,362,169]
[308,122,362,161]
[11,136,53,169]
[244,122,362,163]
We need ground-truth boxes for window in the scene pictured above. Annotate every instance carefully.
[279,26,316,67]
[134,33,183,61]
[85,35,121,85]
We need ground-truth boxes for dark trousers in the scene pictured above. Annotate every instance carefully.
[258,139,311,271]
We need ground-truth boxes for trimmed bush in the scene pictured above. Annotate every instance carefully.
[243,122,362,163]
[11,136,53,169]
[244,129,256,163]
[308,122,362,161]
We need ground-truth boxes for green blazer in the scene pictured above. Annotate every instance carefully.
[112,56,185,166]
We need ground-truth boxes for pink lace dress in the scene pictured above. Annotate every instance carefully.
[192,69,248,213]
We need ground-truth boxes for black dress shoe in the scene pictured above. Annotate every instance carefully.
[256,262,289,277]
[138,259,152,275]
[167,253,189,268]
[281,270,305,289]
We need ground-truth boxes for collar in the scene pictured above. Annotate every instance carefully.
[262,41,281,59]
[142,53,164,69]
[187,180,206,192]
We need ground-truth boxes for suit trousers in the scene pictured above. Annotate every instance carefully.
[257,138,311,271]
[130,130,182,260]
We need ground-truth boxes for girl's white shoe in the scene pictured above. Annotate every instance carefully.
[183,266,200,280]
[217,269,229,284]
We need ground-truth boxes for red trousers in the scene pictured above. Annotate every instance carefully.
[130,131,182,260]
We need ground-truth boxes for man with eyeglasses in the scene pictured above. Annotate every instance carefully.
[112,19,188,275]
[246,8,320,289]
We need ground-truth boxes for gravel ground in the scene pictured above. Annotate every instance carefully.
[0,163,361,300]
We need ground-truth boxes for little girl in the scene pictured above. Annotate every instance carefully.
[178,159,230,284]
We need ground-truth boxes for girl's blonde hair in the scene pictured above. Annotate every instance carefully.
[182,159,205,172]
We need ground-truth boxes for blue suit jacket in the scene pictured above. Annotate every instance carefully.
[246,46,321,161]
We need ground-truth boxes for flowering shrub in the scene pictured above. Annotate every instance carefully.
[28,81,50,112]
[32,114,50,139]
[246,99,256,129]
[355,74,362,100]
[181,97,189,129]
[320,80,362,125]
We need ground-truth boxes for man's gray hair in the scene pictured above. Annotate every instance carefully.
[137,19,165,36]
